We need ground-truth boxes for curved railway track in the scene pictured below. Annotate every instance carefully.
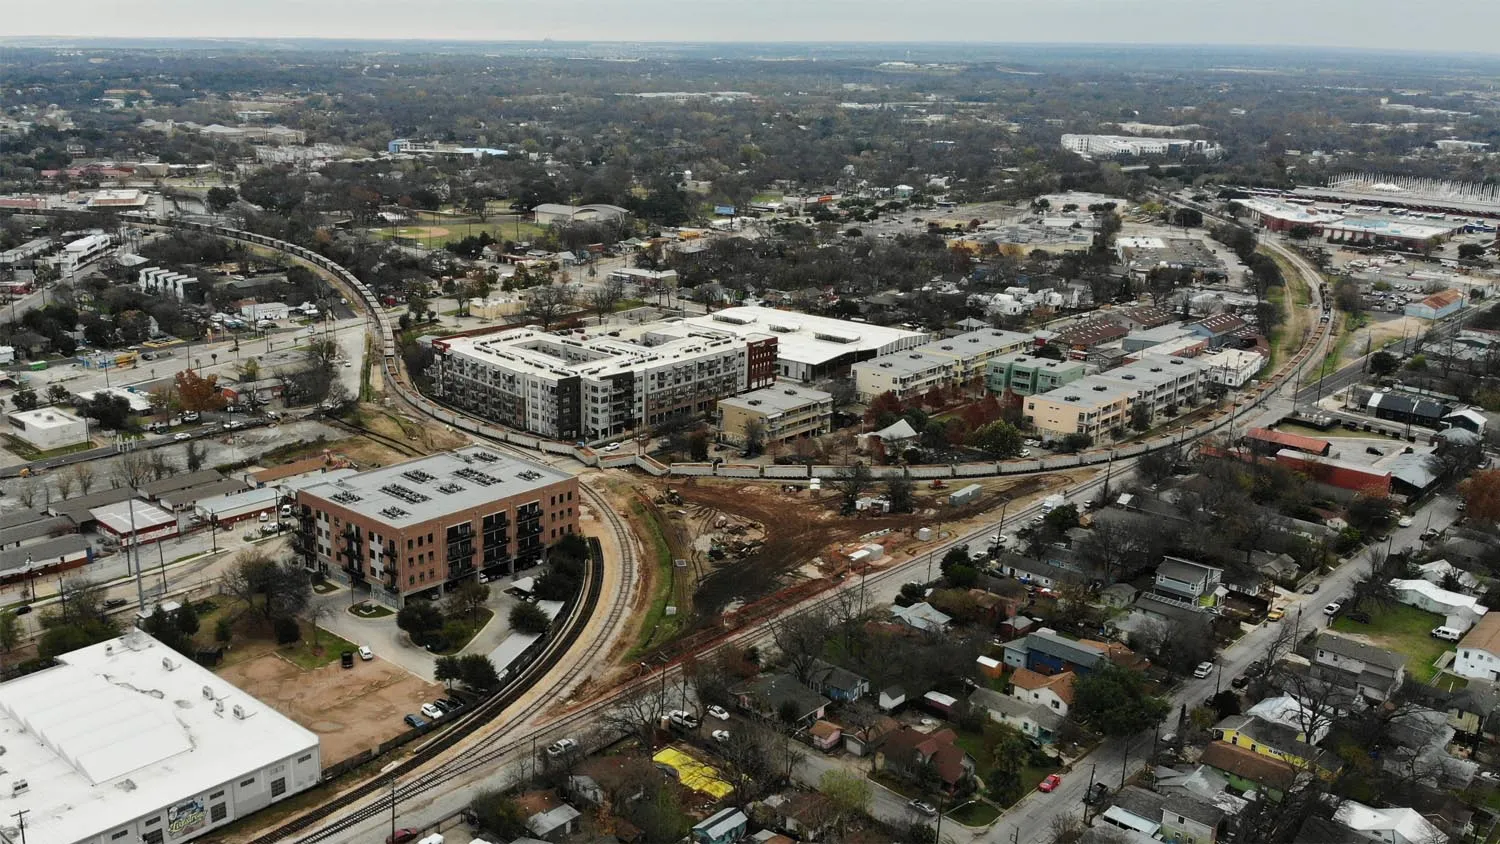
[90,214,1331,843]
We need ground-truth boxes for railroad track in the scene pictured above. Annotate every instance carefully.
[248,487,638,844]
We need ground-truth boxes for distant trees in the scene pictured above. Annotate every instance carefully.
[173,369,227,412]
[221,551,311,624]
[509,602,551,634]
[522,284,576,330]
[1072,664,1170,738]
[1459,469,1500,524]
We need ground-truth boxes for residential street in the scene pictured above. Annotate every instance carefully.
[975,492,1466,844]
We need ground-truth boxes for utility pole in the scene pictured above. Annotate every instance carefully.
[389,777,397,844]
[130,499,145,612]
[11,809,26,844]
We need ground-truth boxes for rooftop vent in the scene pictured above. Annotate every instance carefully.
[747,399,761,406]
[232,705,249,720]
[215,699,224,714]
[11,780,27,797]
[161,657,177,671]
[202,685,215,700]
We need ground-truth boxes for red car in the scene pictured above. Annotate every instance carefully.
[1038,774,1063,793]
[387,830,420,844]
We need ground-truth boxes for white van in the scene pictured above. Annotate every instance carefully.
[1432,626,1462,642]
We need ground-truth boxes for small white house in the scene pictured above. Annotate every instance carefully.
[1393,579,1487,618]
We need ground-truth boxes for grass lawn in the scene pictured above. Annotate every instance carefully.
[627,498,680,658]
[946,801,1002,826]
[285,623,361,670]
[311,580,340,594]
[1434,672,1469,692]
[1331,603,1450,683]
[368,219,547,246]
[349,601,394,619]
[431,607,495,655]
[2,435,95,461]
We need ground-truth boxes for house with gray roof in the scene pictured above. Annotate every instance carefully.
[805,659,869,702]
[968,687,1065,744]
[1099,785,1225,844]
[1002,628,1106,675]
[1312,631,1407,702]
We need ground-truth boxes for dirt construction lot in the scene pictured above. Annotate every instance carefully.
[219,654,442,766]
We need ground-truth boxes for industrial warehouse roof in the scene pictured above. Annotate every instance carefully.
[0,534,90,576]
[159,478,254,510]
[138,469,225,499]
[717,381,832,414]
[0,632,318,844]
[193,487,280,518]
[89,499,176,535]
[298,446,572,527]
[49,487,140,525]
[678,305,926,366]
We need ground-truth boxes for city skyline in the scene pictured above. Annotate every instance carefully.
[5,0,1498,55]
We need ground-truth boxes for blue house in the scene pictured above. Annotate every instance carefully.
[692,807,748,844]
[806,659,870,702]
[1001,629,1106,676]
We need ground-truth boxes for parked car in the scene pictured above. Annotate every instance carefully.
[404,714,427,729]
[103,598,129,610]
[602,442,621,452]
[545,738,578,758]
[1038,774,1063,793]
[172,433,192,441]
[1398,516,1414,527]
[1266,609,1285,622]
[420,702,444,720]
[1323,601,1342,616]
[1300,582,1319,595]
[435,698,461,713]
[182,411,200,422]
[1347,610,1371,624]
[908,800,938,817]
[387,829,420,844]
[1248,659,1266,676]
[712,730,731,743]
[358,645,373,661]
[1432,626,1462,642]
[340,650,354,669]
[1231,675,1250,690]
[1193,661,1214,679]
[668,709,701,729]
[706,705,730,721]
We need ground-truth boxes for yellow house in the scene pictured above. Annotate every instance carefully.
[1213,715,1340,778]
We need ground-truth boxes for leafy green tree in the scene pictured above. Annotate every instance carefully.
[214,616,233,644]
[970,420,1023,458]
[457,653,501,692]
[10,386,38,411]
[509,601,551,635]
[819,769,872,833]
[470,790,528,840]
[1073,665,1170,738]
[273,616,301,644]
[0,610,18,654]
[396,602,444,644]
[175,601,200,636]
[435,654,463,688]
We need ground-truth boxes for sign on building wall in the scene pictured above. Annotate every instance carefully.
[168,797,208,838]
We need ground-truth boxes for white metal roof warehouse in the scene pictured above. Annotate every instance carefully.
[0,631,319,844]
[677,306,927,382]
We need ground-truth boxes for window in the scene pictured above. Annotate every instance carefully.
[271,777,287,797]
[210,790,225,799]
[145,818,161,827]
[1177,815,1185,825]
[144,831,164,844]
[111,831,129,840]
[298,753,313,763]
[240,777,256,787]
[211,803,228,822]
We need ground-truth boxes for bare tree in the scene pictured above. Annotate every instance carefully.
[523,284,576,330]
[53,471,75,500]
[185,441,207,472]
[740,417,767,458]
[601,679,667,748]
[14,479,36,509]
[115,451,152,488]
[770,610,836,685]
[587,276,624,323]
[69,461,96,494]
[148,450,174,481]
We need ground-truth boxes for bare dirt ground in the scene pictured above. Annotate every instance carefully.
[219,654,442,765]
[615,470,1092,655]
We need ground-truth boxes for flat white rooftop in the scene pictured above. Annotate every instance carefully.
[90,498,176,534]
[6,408,85,430]
[0,632,318,844]
[678,306,925,367]
[717,382,831,414]
[440,324,755,380]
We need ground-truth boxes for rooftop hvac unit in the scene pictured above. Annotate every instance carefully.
[162,657,177,671]
[215,700,224,714]
[11,780,27,797]
[202,686,215,700]
[232,705,248,720]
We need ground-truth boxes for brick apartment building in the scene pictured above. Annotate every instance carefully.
[295,446,580,606]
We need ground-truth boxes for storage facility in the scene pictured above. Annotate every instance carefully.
[1273,450,1393,496]
[194,487,280,527]
[0,631,320,844]
[91,499,180,547]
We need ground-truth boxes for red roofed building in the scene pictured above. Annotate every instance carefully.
[875,727,976,793]
[1274,450,1392,495]
[1245,427,1331,457]
[1407,289,1465,321]
[1010,668,1076,716]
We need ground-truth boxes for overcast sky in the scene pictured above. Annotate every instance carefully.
[6,0,1494,54]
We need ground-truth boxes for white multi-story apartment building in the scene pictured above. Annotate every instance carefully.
[433,325,777,441]
[851,328,1031,401]
[1061,133,1223,160]
[60,232,113,277]
[1095,356,1206,416]
[677,306,926,383]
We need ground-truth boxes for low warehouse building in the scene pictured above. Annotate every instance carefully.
[194,487,280,527]
[0,631,320,844]
[91,499,180,547]
[6,407,88,451]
